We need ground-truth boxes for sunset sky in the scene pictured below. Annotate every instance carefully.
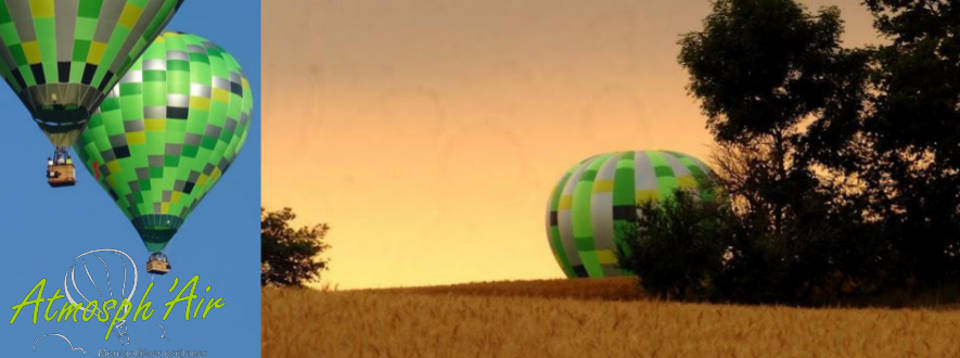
[262,0,881,289]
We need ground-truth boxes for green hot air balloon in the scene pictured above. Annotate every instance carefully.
[545,150,720,279]
[0,0,184,187]
[74,31,253,274]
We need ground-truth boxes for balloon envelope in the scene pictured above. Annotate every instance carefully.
[74,31,253,253]
[0,0,184,148]
[546,150,720,278]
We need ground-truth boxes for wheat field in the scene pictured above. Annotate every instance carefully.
[262,278,960,357]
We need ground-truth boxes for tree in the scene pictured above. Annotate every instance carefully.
[674,0,960,304]
[677,0,892,304]
[261,207,331,287]
[679,0,864,236]
[618,189,739,301]
[856,0,960,284]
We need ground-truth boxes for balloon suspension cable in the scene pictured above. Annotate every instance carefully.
[33,333,86,355]
[52,147,69,161]
[63,249,139,346]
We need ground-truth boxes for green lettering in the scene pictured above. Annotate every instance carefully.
[163,276,199,321]
[9,279,46,324]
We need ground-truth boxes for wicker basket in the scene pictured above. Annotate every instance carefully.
[47,164,77,187]
[146,257,171,274]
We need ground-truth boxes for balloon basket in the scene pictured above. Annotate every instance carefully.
[47,163,76,187]
[146,254,171,275]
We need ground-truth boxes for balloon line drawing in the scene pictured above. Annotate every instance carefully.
[33,333,86,355]
[80,259,105,301]
[157,324,168,340]
[93,255,115,299]
[63,249,139,345]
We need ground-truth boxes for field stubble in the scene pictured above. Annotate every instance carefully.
[262,278,960,357]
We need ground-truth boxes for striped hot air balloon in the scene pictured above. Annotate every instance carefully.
[0,0,184,150]
[74,31,253,274]
[0,0,184,187]
[545,150,720,278]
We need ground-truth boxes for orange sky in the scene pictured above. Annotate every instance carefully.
[262,0,881,289]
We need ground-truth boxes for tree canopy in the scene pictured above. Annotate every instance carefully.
[261,207,331,287]
[618,0,960,305]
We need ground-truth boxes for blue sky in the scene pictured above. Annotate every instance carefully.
[1,1,261,356]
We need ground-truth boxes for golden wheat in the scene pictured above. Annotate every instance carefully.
[364,276,642,301]
[263,279,960,357]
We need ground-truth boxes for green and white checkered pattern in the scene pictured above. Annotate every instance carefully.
[545,150,719,278]
[74,31,253,253]
[0,0,183,148]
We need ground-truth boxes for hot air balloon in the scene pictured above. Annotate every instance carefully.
[545,150,720,278]
[0,0,184,187]
[74,31,253,274]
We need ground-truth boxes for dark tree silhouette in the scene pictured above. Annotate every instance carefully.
[855,0,960,283]
[261,207,330,287]
[678,0,866,236]
[617,190,738,301]
[676,0,875,301]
